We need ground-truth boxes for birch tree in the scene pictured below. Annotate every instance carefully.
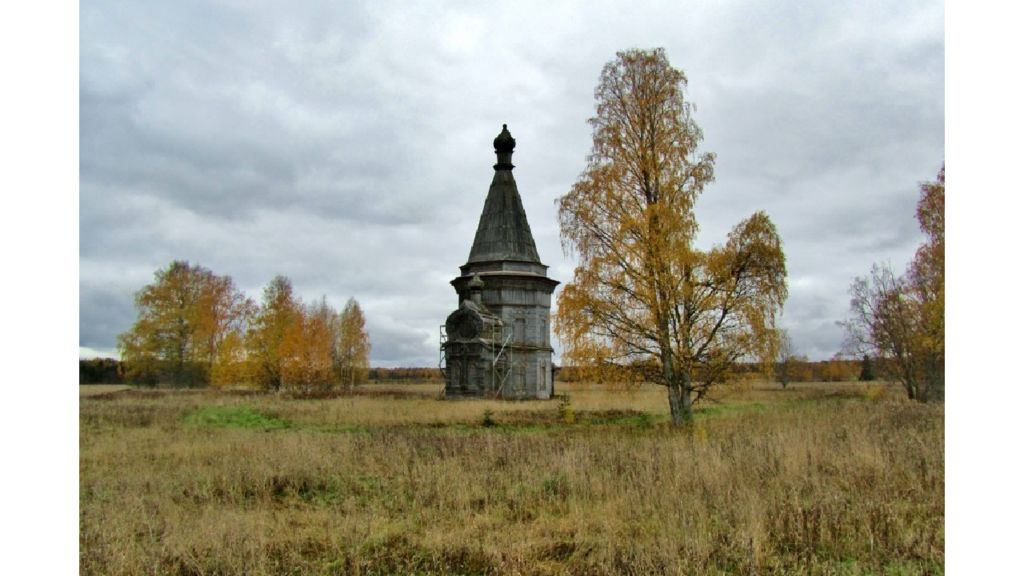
[336,298,371,392]
[279,299,338,393]
[843,165,944,401]
[843,263,923,399]
[775,329,797,389]
[556,49,787,426]
[246,275,302,391]
[909,166,944,399]
[118,261,250,386]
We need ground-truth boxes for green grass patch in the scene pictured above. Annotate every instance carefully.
[185,406,293,430]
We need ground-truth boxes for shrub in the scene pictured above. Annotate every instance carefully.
[557,394,575,424]
[481,409,496,428]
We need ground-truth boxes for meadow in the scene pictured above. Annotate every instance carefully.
[80,381,943,575]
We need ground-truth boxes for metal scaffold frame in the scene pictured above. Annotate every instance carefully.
[438,324,447,380]
[491,323,512,398]
[439,321,512,397]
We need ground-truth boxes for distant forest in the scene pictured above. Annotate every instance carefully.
[80,358,869,385]
[79,359,443,385]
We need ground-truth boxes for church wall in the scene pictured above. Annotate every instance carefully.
[444,297,556,399]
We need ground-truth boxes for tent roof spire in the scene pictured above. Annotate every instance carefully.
[466,124,541,264]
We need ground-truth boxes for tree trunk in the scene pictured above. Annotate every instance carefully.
[925,357,944,402]
[658,332,695,425]
[680,380,693,423]
[667,382,683,425]
[665,367,695,427]
[667,381,694,426]
[904,378,916,401]
[659,328,693,426]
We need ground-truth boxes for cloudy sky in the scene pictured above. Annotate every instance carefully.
[80,0,944,366]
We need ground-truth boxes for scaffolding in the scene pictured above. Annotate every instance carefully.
[438,324,448,381]
[491,323,512,398]
[439,321,513,397]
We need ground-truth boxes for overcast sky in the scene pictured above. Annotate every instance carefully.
[80,0,944,366]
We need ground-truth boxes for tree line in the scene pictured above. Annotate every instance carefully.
[117,261,370,393]
[80,359,440,386]
[79,358,125,384]
[555,358,864,385]
[366,367,442,381]
[83,357,868,387]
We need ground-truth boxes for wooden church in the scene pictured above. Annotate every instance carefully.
[442,125,559,399]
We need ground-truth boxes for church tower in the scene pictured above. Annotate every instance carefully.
[442,124,559,399]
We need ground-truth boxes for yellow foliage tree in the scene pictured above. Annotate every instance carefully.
[246,275,302,391]
[556,49,787,426]
[210,329,252,387]
[909,165,944,399]
[118,261,250,386]
[279,299,338,394]
[844,165,944,401]
[336,298,371,393]
[194,273,253,371]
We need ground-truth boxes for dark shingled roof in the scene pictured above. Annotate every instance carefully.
[466,125,541,264]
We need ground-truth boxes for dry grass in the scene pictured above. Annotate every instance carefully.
[80,381,943,575]
[79,384,134,397]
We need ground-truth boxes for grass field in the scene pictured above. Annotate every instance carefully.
[80,381,943,575]
[79,384,134,397]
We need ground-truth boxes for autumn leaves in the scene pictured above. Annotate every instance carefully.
[118,262,370,393]
[555,49,788,425]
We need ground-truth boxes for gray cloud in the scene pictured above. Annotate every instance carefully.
[81,0,943,364]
